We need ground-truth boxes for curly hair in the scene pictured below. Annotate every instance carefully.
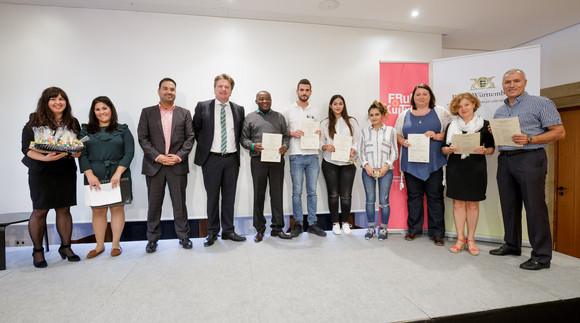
[28,87,79,135]
[448,93,481,116]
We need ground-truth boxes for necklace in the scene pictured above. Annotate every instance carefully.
[413,109,429,124]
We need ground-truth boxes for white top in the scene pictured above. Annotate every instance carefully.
[210,101,237,153]
[320,117,360,166]
[359,125,399,169]
[283,102,320,155]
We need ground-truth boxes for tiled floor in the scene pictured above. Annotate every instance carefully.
[2,230,580,322]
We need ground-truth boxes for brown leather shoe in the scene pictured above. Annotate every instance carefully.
[111,247,122,257]
[87,248,105,259]
[254,231,264,243]
[433,237,445,246]
[271,230,293,239]
[404,233,420,241]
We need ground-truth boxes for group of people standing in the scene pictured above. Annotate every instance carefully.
[21,69,564,272]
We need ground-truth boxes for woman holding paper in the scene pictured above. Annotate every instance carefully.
[21,87,82,268]
[320,95,360,235]
[359,101,398,240]
[395,83,451,246]
[79,96,134,258]
[442,93,495,255]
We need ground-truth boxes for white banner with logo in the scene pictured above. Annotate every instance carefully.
[432,45,541,240]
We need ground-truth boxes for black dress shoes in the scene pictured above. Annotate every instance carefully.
[204,234,218,247]
[222,232,246,242]
[145,240,158,253]
[254,231,264,243]
[290,223,303,237]
[179,238,193,249]
[520,258,550,270]
[271,230,293,239]
[489,244,521,256]
[307,222,327,237]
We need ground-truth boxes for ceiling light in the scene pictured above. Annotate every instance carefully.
[319,0,340,11]
[411,10,419,17]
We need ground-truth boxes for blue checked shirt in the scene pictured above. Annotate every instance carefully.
[493,92,562,151]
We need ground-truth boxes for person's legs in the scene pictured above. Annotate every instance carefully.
[166,172,190,240]
[425,168,445,238]
[268,160,285,231]
[251,157,268,233]
[377,170,394,228]
[145,168,167,242]
[29,209,48,264]
[91,207,108,252]
[405,173,426,235]
[451,199,467,252]
[466,201,480,254]
[496,155,523,252]
[361,170,377,226]
[289,155,305,225]
[321,160,340,224]
[55,206,78,258]
[338,165,356,224]
[304,155,320,225]
[109,205,125,250]
[220,155,239,235]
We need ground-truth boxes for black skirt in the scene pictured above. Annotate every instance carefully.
[28,171,77,209]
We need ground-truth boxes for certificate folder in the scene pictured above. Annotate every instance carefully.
[84,177,131,207]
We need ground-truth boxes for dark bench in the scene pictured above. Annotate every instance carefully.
[0,212,49,270]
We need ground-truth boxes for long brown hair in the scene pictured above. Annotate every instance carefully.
[327,94,354,139]
[86,96,119,134]
[28,87,79,135]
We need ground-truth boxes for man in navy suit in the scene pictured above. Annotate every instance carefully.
[193,74,246,246]
[137,78,195,253]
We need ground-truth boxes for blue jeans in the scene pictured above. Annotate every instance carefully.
[361,169,394,227]
[289,154,320,225]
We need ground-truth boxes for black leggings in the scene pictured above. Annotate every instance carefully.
[321,159,356,223]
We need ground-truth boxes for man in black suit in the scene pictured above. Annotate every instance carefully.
[138,78,195,253]
[193,73,246,246]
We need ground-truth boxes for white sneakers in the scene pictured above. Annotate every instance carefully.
[342,223,352,235]
[333,223,352,235]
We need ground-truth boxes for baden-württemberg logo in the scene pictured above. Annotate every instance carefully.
[470,77,495,90]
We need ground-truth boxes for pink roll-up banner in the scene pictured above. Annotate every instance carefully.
[379,62,429,229]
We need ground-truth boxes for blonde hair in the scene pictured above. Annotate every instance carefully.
[449,93,480,115]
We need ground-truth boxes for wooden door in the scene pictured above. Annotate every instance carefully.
[554,107,580,258]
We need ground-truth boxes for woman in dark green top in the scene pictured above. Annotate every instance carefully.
[79,96,134,258]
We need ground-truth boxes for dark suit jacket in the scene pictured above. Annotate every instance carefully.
[193,99,245,167]
[137,105,195,176]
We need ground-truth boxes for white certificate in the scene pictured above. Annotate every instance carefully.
[407,134,430,163]
[300,121,320,150]
[489,117,523,147]
[84,183,121,207]
[331,134,352,163]
[261,133,282,162]
[452,132,480,154]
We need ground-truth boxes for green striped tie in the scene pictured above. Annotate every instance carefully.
[220,103,227,153]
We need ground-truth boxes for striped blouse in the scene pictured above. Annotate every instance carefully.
[359,125,398,170]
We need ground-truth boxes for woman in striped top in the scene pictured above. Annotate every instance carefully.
[359,101,398,240]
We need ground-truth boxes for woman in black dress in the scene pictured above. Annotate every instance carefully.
[21,87,82,268]
[442,93,495,255]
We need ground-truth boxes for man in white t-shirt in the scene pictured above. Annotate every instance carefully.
[283,79,326,237]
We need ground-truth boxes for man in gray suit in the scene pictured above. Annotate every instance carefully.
[138,77,195,253]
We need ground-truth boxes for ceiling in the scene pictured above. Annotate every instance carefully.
[3,0,580,51]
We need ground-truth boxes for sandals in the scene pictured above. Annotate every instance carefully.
[467,240,480,256]
[449,238,466,253]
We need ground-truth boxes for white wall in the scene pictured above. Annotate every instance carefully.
[1,4,442,224]
[517,23,580,88]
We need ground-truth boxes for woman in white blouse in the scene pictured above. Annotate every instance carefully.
[359,101,398,240]
[320,95,360,235]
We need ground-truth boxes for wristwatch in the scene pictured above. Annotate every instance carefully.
[528,136,533,144]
